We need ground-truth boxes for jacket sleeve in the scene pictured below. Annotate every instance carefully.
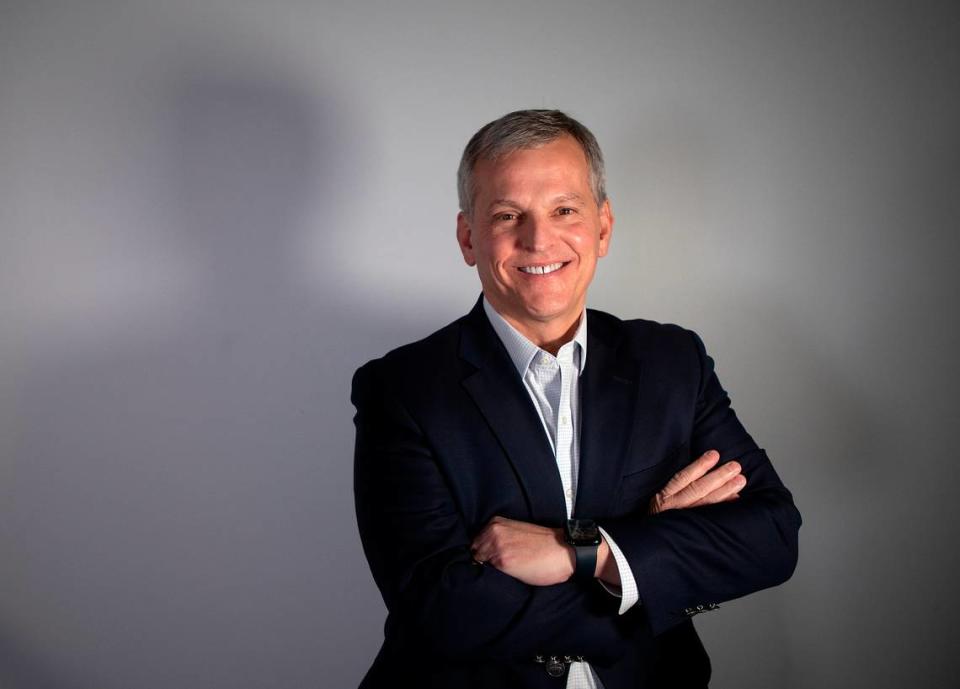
[352,359,637,663]
[598,330,802,635]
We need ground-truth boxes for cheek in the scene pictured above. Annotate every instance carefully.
[484,238,515,268]
[565,229,596,256]
[473,246,511,284]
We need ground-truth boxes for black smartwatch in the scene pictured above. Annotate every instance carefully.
[564,518,602,581]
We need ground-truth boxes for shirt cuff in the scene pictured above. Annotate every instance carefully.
[597,526,640,615]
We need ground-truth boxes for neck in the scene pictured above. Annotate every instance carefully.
[496,308,582,356]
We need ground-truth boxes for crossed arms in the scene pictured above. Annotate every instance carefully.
[352,329,800,660]
[469,449,747,589]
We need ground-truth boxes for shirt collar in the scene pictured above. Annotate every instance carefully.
[482,296,588,377]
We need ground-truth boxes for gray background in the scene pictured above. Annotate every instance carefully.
[1,1,958,687]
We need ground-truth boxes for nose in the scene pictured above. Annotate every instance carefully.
[517,213,552,253]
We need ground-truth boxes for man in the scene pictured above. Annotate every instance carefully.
[352,110,800,688]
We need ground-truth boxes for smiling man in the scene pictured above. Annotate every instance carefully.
[352,110,800,689]
[456,133,612,354]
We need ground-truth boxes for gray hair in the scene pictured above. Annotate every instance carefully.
[456,109,607,217]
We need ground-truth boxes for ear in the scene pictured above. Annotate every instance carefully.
[456,211,477,266]
[597,199,614,258]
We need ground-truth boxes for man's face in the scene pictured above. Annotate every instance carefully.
[457,135,613,339]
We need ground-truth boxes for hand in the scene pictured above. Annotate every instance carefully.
[470,516,575,586]
[649,449,745,515]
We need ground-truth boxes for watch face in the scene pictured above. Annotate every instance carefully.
[567,519,601,545]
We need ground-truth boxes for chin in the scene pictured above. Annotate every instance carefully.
[519,302,573,323]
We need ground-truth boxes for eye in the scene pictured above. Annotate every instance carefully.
[495,212,518,222]
[557,207,576,216]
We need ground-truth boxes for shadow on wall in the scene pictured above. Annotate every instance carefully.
[4,68,392,688]
[0,629,86,689]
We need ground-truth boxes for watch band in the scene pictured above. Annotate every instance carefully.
[572,544,598,581]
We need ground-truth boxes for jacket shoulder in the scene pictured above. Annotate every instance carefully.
[351,314,466,404]
[586,308,712,387]
[587,308,702,354]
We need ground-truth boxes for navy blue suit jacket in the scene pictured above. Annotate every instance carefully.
[352,297,800,688]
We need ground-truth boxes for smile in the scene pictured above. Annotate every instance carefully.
[518,262,568,275]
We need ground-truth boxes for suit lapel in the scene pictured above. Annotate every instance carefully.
[458,298,568,525]
[574,311,641,518]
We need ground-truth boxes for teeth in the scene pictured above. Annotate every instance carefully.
[519,262,564,275]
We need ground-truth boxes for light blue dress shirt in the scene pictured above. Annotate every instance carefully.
[482,298,640,689]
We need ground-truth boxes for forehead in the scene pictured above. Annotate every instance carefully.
[472,135,591,200]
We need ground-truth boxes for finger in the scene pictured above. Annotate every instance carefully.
[475,516,512,541]
[471,537,492,563]
[667,460,741,508]
[469,534,487,558]
[471,523,512,557]
[680,461,741,504]
[471,526,495,554]
[689,473,747,507]
[471,526,490,547]
[660,450,721,498]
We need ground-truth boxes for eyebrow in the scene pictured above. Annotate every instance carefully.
[485,193,586,213]
[486,198,519,212]
[552,193,586,205]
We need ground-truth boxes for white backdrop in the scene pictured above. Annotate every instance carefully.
[2,2,958,687]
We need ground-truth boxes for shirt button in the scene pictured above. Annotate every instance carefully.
[560,415,569,425]
[566,488,573,498]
